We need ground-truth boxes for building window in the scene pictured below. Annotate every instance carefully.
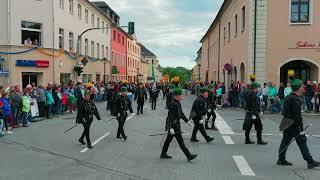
[291,0,310,23]
[69,0,73,14]
[102,21,104,33]
[111,51,114,64]
[106,46,109,58]
[59,28,64,49]
[122,37,124,45]
[102,45,104,58]
[91,41,94,57]
[97,43,100,59]
[228,22,230,42]
[223,27,226,45]
[82,74,92,83]
[85,38,88,56]
[97,17,100,28]
[77,36,82,54]
[235,14,238,37]
[241,6,245,31]
[91,13,95,26]
[21,21,42,46]
[85,9,88,23]
[69,32,74,51]
[59,0,64,8]
[0,58,4,71]
[117,34,121,43]
[77,4,82,19]
[106,24,109,34]
[113,31,116,40]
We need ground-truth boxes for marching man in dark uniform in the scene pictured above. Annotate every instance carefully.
[134,83,147,115]
[160,88,197,162]
[115,87,133,140]
[205,85,218,130]
[165,86,174,110]
[150,84,160,110]
[76,90,101,149]
[277,79,320,169]
[243,82,267,145]
[190,87,214,143]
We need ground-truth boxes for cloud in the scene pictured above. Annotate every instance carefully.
[101,0,223,68]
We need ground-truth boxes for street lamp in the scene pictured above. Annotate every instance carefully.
[198,64,201,81]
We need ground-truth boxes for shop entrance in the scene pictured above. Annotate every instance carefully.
[280,60,318,84]
[22,72,38,88]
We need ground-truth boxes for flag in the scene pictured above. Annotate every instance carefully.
[152,63,155,81]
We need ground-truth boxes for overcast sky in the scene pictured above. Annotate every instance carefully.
[101,0,223,69]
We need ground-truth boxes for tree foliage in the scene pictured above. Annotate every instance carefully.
[162,67,191,84]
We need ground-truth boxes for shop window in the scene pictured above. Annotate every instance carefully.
[21,21,42,46]
[60,73,71,84]
[96,74,100,82]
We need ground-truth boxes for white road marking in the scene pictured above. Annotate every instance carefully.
[233,155,255,176]
[215,111,235,135]
[222,136,234,144]
[80,132,110,153]
[81,106,146,153]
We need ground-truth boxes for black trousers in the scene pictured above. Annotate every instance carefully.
[151,98,157,110]
[278,126,313,163]
[117,112,128,138]
[191,121,210,141]
[80,120,93,145]
[38,102,46,117]
[244,118,263,141]
[161,132,191,158]
[137,102,144,113]
[206,110,216,127]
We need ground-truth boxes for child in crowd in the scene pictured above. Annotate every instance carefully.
[22,90,31,127]
[61,90,68,114]
[68,89,76,113]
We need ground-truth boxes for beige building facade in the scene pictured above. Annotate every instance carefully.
[200,0,320,86]
[126,36,141,83]
[0,0,112,87]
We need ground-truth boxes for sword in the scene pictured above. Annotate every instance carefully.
[279,123,312,155]
[64,124,78,133]
[149,131,184,137]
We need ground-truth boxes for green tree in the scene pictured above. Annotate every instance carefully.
[162,67,191,84]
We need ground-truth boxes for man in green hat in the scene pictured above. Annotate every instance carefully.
[205,85,218,130]
[76,89,101,149]
[242,82,267,145]
[161,88,197,162]
[277,79,320,169]
[189,87,214,143]
[115,87,133,140]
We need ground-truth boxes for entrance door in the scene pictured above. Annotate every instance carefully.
[22,74,38,88]
[280,60,318,83]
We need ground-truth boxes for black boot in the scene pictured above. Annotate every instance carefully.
[87,143,93,149]
[257,130,268,145]
[277,159,293,166]
[257,140,268,145]
[206,137,214,143]
[308,160,320,169]
[191,138,199,142]
[79,139,86,145]
[188,154,198,162]
[160,154,173,159]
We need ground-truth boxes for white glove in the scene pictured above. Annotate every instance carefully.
[252,115,257,120]
[300,131,305,135]
[199,120,204,124]
[208,109,211,113]
[169,128,175,135]
[259,112,263,117]
[187,121,193,127]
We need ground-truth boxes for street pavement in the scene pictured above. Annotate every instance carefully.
[1,93,320,180]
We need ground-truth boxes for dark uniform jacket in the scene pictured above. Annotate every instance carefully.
[134,88,147,104]
[150,88,160,100]
[281,93,303,131]
[165,99,189,132]
[76,100,101,124]
[189,96,208,122]
[243,90,261,130]
[165,92,173,108]
[116,95,133,115]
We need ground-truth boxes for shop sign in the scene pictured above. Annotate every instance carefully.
[292,41,320,49]
[16,60,49,68]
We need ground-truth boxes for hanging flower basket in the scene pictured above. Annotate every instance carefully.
[224,63,232,71]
